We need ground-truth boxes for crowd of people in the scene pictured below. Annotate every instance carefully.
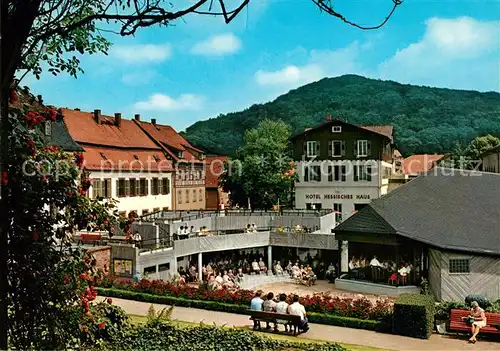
[349,255,415,285]
[250,292,309,333]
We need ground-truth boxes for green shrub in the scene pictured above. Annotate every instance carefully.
[486,300,500,313]
[393,294,435,339]
[465,294,491,309]
[97,287,388,332]
[106,322,347,351]
[434,301,467,321]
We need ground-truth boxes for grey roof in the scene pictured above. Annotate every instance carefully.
[38,120,84,152]
[335,168,500,256]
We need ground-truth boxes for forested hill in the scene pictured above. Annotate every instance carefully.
[182,75,500,156]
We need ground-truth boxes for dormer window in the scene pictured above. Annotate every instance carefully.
[178,151,184,158]
[332,126,342,133]
[44,121,52,136]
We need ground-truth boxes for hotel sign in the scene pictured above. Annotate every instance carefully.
[305,194,371,200]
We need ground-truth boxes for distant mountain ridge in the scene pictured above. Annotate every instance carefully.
[182,75,500,156]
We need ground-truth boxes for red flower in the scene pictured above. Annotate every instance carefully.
[10,90,18,104]
[63,276,71,285]
[49,109,57,121]
[32,232,39,241]
[97,322,106,329]
[107,298,112,304]
[74,153,84,168]
[1,172,8,186]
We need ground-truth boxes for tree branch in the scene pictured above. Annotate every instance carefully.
[312,0,403,30]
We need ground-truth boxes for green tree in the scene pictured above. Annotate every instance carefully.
[464,134,500,159]
[222,120,296,210]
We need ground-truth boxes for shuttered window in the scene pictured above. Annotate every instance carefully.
[161,177,170,195]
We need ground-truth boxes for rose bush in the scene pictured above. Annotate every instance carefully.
[98,276,394,320]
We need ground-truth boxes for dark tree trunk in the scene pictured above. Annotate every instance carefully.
[0,1,42,348]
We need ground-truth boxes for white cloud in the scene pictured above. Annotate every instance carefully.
[134,94,204,111]
[379,17,500,91]
[121,70,156,85]
[111,44,172,63]
[191,33,242,56]
[255,42,362,88]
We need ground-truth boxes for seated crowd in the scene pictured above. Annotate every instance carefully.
[250,292,309,333]
[349,255,415,285]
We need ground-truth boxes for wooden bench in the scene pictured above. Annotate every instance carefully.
[450,309,500,335]
[79,233,102,244]
[248,310,302,336]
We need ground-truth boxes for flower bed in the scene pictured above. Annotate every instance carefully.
[97,276,393,321]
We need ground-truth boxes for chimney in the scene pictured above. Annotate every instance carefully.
[151,118,156,125]
[93,109,101,124]
[134,114,140,121]
[114,113,122,127]
[37,95,43,103]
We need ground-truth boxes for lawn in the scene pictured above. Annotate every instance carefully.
[129,315,391,351]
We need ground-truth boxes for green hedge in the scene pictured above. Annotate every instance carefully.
[97,287,390,333]
[393,294,435,339]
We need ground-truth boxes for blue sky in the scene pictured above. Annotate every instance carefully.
[24,0,500,131]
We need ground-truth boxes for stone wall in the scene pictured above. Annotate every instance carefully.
[86,246,111,272]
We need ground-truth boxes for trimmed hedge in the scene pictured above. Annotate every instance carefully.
[393,294,435,339]
[98,287,390,333]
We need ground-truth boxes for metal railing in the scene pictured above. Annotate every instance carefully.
[140,208,331,222]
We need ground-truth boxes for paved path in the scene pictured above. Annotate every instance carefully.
[108,297,499,351]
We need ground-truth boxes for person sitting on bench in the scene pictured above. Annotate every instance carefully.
[262,292,278,331]
[467,301,487,343]
[250,291,264,330]
[275,293,291,332]
[288,295,309,333]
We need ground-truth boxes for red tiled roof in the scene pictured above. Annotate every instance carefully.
[403,154,446,175]
[82,145,173,172]
[62,109,159,149]
[136,120,203,162]
[361,125,394,142]
[205,156,228,188]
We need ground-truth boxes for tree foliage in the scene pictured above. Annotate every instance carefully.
[183,75,500,157]
[221,119,296,209]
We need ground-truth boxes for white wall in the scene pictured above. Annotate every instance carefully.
[89,171,172,214]
[482,152,500,173]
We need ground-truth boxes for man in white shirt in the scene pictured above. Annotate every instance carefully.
[132,232,142,248]
[288,295,309,332]
[370,255,382,282]
[275,293,290,332]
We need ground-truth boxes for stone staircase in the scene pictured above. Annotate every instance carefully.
[239,273,293,290]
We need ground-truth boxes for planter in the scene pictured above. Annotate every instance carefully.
[435,320,447,334]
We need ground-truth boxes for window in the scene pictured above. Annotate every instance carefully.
[306,141,319,157]
[162,207,169,211]
[44,121,52,136]
[161,177,170,195]
[117,178,126,197]
[192,189,197,202]
[332,126,342,133]
[354,165,372,182]
[199,189,203,202]
[142,209,149,215]
[151,178,160,195]
[113,259,132,277]
[143,266,157,275]
[153,207,160,212]
[92,179,111,198]
[304,165,321,182]
[178,151,184,159]
[139,178,148,196]
[306,203,322,210]
[330,140,344,157]
[354,204,367,212]
[356,140,370,157]
[335,165,346,181]
[185,189,189,203]
[177,190,182,204]
[129,178,137,197]
[333,203,342,222]
[449,259,470,274]
[158,263,170,272]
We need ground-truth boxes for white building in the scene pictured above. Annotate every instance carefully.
[63,108,174,216]
[290,119,395,221]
